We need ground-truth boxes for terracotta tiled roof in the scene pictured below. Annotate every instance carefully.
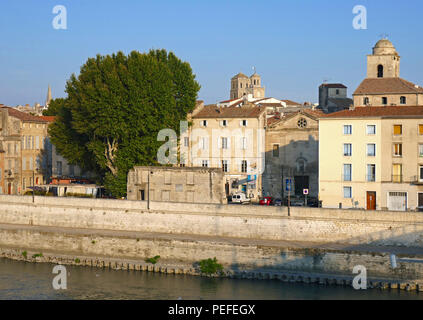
[321,106,423,118]
[302,108,325,118]
[39,116,56,122]
[219,99,238,104]
[192,105,266,119]
[257,103,284,107]
[1,107,47,123]
[282,99,301,106]
[267,116,281,126]
[353,78,423,95]
[320,83,347,89]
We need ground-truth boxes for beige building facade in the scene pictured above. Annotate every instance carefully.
[0,106,48,194]
[263,110,320,199]
[186,102,266,200]
[319,106,423,211]
[127,166,225,204]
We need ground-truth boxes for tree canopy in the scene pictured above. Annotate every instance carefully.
[47,49,200,197]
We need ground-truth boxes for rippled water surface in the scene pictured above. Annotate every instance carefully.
[0,258,421,300]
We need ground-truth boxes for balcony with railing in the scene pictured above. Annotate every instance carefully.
[411,176,423,185]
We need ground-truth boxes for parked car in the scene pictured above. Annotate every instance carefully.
[259,197,274,206]
[274,199,283,206]
[290,198,305,207]
[231,193,251,204]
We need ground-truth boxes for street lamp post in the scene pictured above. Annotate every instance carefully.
[32,170,35,203]
[32,168,39,203]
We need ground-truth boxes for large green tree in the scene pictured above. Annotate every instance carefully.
[48,49,200,197]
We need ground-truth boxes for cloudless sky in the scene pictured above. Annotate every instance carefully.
[0,0,422,106]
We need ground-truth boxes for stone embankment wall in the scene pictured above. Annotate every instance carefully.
[1,195,423,288]
[0,195,423,246]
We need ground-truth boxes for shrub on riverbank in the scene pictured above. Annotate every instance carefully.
[145,255,160,264]
[199,257,223,275]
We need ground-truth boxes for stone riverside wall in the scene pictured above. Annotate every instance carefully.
[0,195,423,246]
[1,195,423,289]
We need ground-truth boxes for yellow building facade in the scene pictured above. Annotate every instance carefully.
[319,106,423,211]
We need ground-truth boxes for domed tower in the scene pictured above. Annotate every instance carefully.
[367,39,400,78]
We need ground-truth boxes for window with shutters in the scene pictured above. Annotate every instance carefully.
[222,160,228,173]
[393,125,402,135]
[343,125,352,135]
[343,187,352,199]
[221,137,228,149]
[393,143,402,157]
[241,160,247,173]
[343,144,352,157]
[367,144,376,157]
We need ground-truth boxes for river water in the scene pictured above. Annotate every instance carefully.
[0,258,421,300]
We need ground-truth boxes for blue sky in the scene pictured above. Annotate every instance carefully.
[0,0,422,106]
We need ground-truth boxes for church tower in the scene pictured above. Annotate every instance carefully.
[229,72,265,100]
[230,73,249,99]
[46,84,52,107]
[367,39,400,79]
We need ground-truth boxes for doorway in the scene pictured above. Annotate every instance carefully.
[366,191,376,210]
[418,193,423,209]
[139,189,145,201]
[388,192,407,211]
[294,176,309,196]
[7,183,11,195]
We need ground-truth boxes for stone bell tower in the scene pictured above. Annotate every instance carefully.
[367,38,400,79]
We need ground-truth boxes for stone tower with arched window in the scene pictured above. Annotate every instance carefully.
[353,39,423,107]
[367,39,400,79]
[230,72,265,100]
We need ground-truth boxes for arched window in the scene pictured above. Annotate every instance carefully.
[400,96,406,105]
[296,159,307,173]
[377,65,384,78]
[364,97,370,105]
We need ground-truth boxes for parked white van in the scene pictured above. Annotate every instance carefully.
[231,193,251,204]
